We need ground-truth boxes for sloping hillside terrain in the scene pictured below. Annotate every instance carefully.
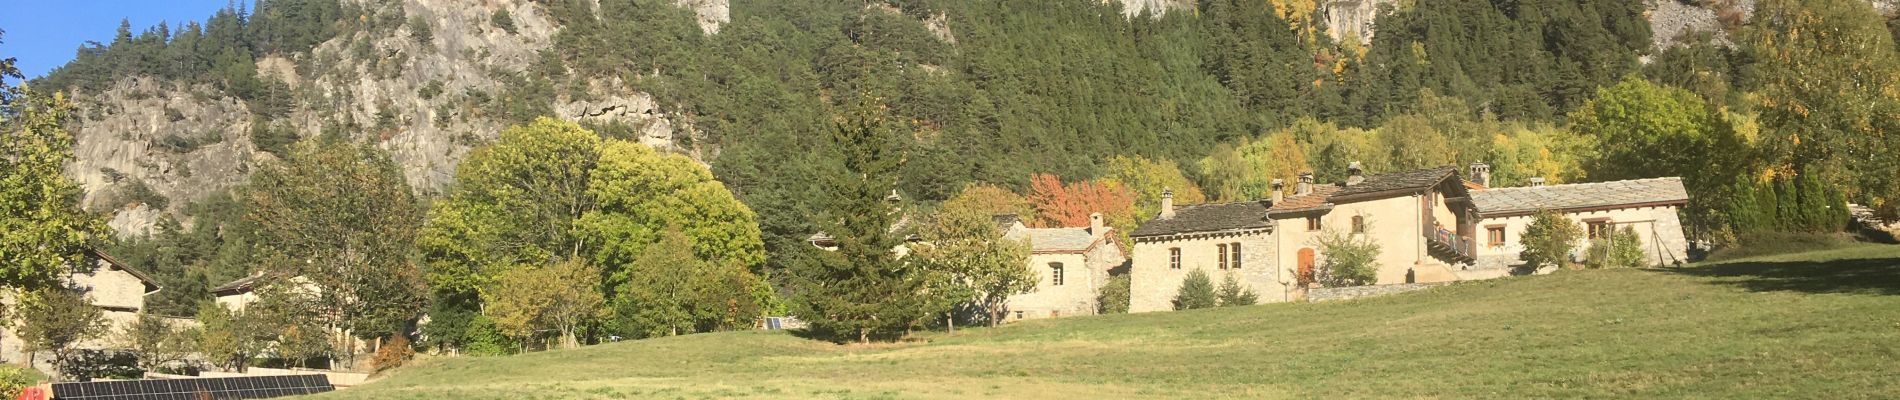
[310,245,1900,399]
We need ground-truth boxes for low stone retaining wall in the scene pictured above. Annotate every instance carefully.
[1306,283,1447,302]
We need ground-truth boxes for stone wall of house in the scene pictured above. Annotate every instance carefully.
[1008,252,1097,320]
[1306,282,1446,302]
[1473,205,1690,270]
[1130,230,1283,312]
[1273,193,1463,287]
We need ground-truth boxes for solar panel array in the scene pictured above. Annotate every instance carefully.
[52,374,335,400]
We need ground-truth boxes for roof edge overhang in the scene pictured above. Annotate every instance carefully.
[1267,204,1335,218]
[1132,226,1273,243]
[1477,199,1689,219]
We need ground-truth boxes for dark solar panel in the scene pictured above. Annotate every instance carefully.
[51,374,336,400]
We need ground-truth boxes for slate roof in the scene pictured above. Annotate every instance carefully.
[87,249,159,291]
[1024,228,1101,253]
[1330,166,1460,200]
[1133,166,1464,238]
[212,272,278,295]
[1129,200,1275,238]
[1471,177,1689,217]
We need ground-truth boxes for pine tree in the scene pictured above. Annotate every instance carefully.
[1172,269,1218,310]
[1215,274,1258,307]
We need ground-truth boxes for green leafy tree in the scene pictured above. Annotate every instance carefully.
[615,229,760,337]
[912,203,1034,328]
[244,139,427,358]
[1311,227,1381,287]
[486,259,607,350]
[1520,210,1583,270]
[11,287,110,373]
[194,301,263,372]
[1097,274,1131,314]
[119,314,196,372]
[1746,0,1900,212]
[1,65,110,291]
[1585,226,1647,269]
[1215,274,1258,307]
[246,284,331,368]
[1171,269,1218,310]
[785,99,927,343]
[1199,131,1307,202]
[1571,77,1751,233]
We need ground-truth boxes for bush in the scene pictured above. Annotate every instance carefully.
[491,9,517,34]
[0,365,41,397]
[1313,227,1381,287]
[56,350,144,382]
[1171,269,1218,310]
[1707,231,1861,261]
[1520,210,1583,269]
[1215,274,1258,306]
[371,336,415,372]
[462,315,515,356]
[1585,226,1648,268]
[1096,274,1130,314]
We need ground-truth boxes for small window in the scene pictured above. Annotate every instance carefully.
[1487,226,1506,247]
[1169,248,1182,269]
[1351,216,1366,234]
[1014,311,1024,320]
[1230,242,1242,269]
[1051,263,1065,286]
[1217,244,1229,270]
[1587,220,1611,240]
[1306,216,1322,231]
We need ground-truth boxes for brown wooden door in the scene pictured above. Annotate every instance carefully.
[1297,248,1316,284]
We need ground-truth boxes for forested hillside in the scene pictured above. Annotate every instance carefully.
[14,0,1900,352]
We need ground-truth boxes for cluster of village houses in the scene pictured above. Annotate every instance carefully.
[2,162,1691,371]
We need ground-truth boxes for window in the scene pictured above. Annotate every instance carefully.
[1487,226,1506,247]
[1169,247,1181,269]
[1217,244,1229,270]
[1230,242,1242,269]
[1050,263,1065,286]
[1306,216,1322,231]
[1587,220,1611,240]
[1014,311,1024,320]
[1351,216,1366,234]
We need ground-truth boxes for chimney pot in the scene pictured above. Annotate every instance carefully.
[1528,177,1546,187]
[1159,188,1176,220]
[1271,179,1285,203]
[1089,213,1105,235]
[1346,161,1366,186]
[1297,172,1314,196]
[1470,161,1492,188]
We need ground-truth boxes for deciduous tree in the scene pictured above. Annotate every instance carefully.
[1,59,110,290]
[912,204,1034,327]
[486,259,608,350]
[12,287,110,372]
[1520,210,1583,270]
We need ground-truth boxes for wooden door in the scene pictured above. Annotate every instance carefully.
[1297,248,1316,284]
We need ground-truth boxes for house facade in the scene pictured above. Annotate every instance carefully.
[1466,165,1690,269]
[995,213,1126,321]
[1126,162,1692,313]
[2,250,161,369]
[1128,165,1476,312]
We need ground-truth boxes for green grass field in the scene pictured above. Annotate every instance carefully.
[316,245,1900,399]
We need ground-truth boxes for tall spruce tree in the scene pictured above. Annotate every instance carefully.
[786,97,926,343]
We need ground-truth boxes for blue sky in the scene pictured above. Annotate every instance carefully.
[1,1,236,79]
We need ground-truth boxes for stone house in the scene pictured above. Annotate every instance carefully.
[1,250,162,368]
[1125,162,1693,313]
[1465,163,1690,270]
[994,214,1126,321]
[1128,164,1477,312]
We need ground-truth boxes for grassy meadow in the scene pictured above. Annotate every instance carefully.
[314,245,1900,399]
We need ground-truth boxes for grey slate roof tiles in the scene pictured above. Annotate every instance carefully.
[1128,200,1275,238]
[1024,228,1101,252]
[1469,177,1688,216]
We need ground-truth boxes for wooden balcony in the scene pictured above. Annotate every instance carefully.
[1423,223,1475,264]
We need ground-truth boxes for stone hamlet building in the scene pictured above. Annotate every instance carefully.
[1126,162,1689,312]
[2,250,162,370]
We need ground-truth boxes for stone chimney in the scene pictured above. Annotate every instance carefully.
[1345,161,1365,186]
[1159,188,1176,220]
[1089,212,1105,236]
[1528,177,1546,187]
[1470,161,1492,188]
[1271,179,1285,203]
[1296,172,1314,196]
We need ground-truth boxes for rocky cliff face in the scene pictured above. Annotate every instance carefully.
[64,0,717,235]
[1113,0,1194,17]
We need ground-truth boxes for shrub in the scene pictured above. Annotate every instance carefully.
[1172,269,1217,310]
[1707,231,1860,261]
[1586,226,1648,268]
[1096,274,1130,314]
[1312,227,1381,287]
[371,336,415,372]
[56,350,143,382]
[491,9,518,34]
[1520,210,1582,269]
[1215,274,1258,306]
[462,315,515,356]
[0,365,40,397]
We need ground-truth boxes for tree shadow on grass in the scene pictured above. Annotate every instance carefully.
[1656,257,1900,295]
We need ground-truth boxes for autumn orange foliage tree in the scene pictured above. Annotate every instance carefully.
[1025,174,1136,229]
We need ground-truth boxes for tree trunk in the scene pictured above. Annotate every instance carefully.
[858,327,868,344]
[946,313,955,333]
